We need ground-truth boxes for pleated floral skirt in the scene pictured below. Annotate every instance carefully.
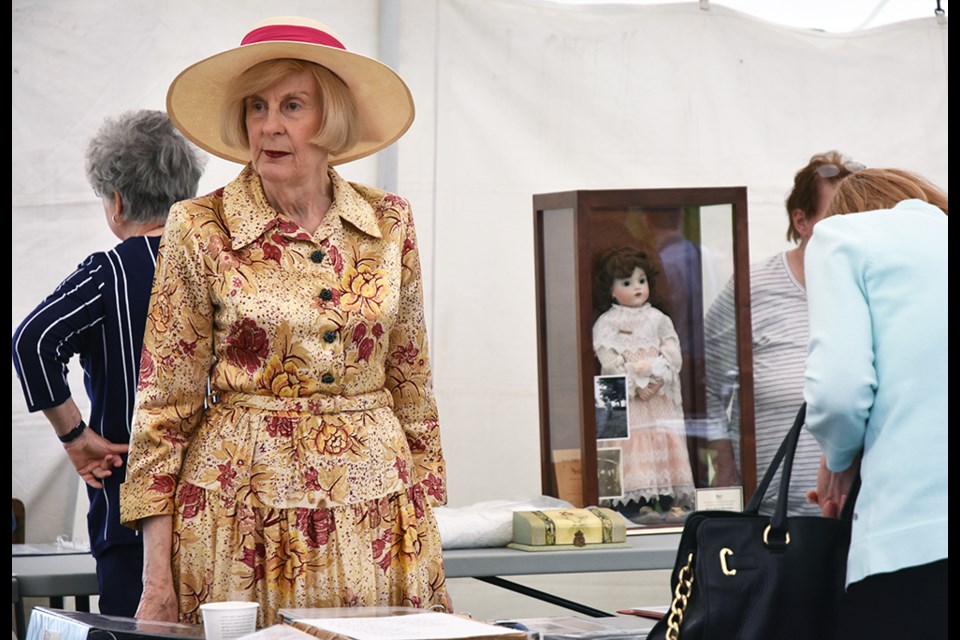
[172,481,450,627]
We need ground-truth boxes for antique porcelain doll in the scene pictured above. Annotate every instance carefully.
[592,246,695,523]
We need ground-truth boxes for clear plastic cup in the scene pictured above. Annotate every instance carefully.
[199,601,259,640]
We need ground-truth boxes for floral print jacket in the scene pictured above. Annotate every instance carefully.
[120,166,446,525]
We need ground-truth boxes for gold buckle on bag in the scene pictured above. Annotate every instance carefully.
[763,524,791,546]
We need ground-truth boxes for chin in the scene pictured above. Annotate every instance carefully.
[256,166,292,184]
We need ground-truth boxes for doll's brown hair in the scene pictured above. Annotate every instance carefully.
[592,246,671,322]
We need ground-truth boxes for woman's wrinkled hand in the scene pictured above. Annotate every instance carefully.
[135,582,180,623]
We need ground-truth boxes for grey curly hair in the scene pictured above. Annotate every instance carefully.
[84,109,207,223]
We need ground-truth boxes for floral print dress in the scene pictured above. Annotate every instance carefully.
[120,166,449,626]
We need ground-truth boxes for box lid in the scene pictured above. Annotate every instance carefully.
[512,508,626,546]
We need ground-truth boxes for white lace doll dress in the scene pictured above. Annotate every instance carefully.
[592,303,695,507]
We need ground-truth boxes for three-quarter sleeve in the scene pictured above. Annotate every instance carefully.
[120,202,216,527]
[384,204,447,507]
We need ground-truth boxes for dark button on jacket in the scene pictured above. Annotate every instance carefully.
[310,250,325,263]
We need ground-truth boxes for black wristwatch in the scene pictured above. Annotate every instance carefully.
[58,420,87,444]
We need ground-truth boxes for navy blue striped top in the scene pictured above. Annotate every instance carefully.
[12,235,161,557]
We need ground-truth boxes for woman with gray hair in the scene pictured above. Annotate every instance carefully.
[11,108,206,616]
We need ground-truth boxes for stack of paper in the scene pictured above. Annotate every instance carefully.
[277,608,527,640]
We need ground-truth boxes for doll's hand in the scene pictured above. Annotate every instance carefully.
[637,377,663,401]
[634,359,652,377]
[594,347,626,373]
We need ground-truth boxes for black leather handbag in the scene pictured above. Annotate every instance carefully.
[647,403,859,640]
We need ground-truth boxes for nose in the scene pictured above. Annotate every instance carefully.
[262,107,284,135]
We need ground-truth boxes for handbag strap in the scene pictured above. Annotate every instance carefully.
[744,403,806,515]
[745,402,861,531]
[839,468,861,520]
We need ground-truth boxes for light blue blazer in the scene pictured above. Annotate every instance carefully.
[803,199,947,588]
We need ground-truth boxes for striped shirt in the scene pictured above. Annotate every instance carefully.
[12,235,160,556]
[704,252,822,516]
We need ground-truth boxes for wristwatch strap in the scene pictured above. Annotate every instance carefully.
[58,420,87,444]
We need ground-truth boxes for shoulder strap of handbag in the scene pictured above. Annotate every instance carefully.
[745,402,861,526]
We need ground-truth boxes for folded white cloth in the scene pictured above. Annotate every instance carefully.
[435,495,575,549]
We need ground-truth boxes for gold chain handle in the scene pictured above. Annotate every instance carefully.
[664,552,695,640]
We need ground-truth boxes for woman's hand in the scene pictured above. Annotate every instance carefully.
[63,428,129,489]
[806,454,859,518]
[42,401,128,489]
[136,581,179,623]
[137,515,178,622]
[708,439,741,487]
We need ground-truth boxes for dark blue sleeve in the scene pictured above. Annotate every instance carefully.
[11,254,107,412]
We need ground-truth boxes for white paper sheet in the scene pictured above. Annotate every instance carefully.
[297,612,511,640]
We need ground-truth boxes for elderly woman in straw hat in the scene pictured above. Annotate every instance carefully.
[119,17,450,625]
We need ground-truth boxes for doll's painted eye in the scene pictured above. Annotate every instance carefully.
[638,277,647,285]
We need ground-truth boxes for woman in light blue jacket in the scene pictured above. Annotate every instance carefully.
[803,168,947,639]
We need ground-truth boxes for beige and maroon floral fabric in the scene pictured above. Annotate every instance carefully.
[120,166,449,625]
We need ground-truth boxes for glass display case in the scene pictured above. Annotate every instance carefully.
[533,188,755,529]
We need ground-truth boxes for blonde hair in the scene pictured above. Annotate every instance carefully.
[220,59,359,156]
[825,168,947,218]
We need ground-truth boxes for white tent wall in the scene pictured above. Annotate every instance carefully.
[11,0,386,547]
[12,0,948,548]
[425,0,949,512]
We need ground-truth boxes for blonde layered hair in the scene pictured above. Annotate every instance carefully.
[220,58,359,157]
[825,168,947,218]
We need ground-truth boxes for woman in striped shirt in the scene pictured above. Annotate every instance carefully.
[11,109,205,615]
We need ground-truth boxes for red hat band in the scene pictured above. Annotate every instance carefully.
[241,24,346,50]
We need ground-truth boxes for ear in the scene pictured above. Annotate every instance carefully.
[112,189,125,221]
[790,208,810,237]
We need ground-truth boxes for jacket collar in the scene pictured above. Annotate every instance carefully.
[224,165,382,250]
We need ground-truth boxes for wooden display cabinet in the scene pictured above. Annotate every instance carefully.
[533,187,755,528]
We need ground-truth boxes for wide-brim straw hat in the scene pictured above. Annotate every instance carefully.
[166,16,414,166]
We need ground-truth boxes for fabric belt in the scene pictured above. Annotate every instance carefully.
[208,389,393,414]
